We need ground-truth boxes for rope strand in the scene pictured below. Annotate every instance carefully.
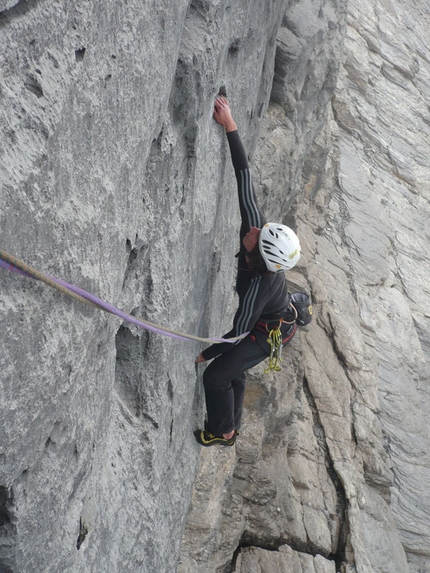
[0,249,247,345]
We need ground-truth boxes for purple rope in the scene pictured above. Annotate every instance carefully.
[0,260,30,277]
[0,259,238,344]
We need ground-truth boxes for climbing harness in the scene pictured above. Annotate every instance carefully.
[0,249,247,345]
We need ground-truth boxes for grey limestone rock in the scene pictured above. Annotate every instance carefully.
[1,0,430,572]
[236,544,337,573]
[0,0,287,572]
[180,0,430,572]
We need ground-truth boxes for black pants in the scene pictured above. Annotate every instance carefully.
[203,324,296,436]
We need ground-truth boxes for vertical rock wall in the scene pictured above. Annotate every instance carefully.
[1,0,429,572]
[179,0,430,573]
[179,1,351,571]
[324,1,430,571]
[1,0,287,572]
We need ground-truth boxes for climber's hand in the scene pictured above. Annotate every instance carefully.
[214,96,237,132]
[195,353,207,364]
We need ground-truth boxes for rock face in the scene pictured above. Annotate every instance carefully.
[0,1,429,573]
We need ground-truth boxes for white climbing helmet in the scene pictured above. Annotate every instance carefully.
[259,223,301,272]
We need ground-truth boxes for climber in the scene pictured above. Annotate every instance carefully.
[194,95,304,447]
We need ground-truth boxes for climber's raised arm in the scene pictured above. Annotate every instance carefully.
[213,96,265,238]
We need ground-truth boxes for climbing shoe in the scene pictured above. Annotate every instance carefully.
[194,429,237,447]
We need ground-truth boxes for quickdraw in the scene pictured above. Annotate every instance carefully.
[258,304,298,374]
[265,325,283,373]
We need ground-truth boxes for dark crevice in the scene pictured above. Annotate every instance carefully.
[115,325,148,418]
[240,531,332,558]
[230,544,241,572]
[76,516,88,550]
[24,74,44,98]
[122,246,138,288]
[228,39,241,57]
[167,377,173,401]
[302,376,349,567]
[169,418,174,444]
[170,53,199,161]
[122,238,150,292]
[229,537,341,573]
[142,412,159,429]
[44,436,54,448]
[75,47,86,63]
[0,486,13,528]
[0,485,16,573]
[0,563,14,573]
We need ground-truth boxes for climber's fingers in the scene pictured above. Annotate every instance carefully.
[213,96,234,127]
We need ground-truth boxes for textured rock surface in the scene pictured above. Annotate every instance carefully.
[0,0,287,572]
[236,545,336,573]
[1,0,429,573]
[180,0,430,572]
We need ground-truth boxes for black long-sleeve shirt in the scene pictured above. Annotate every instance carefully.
[202,130,290,360]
